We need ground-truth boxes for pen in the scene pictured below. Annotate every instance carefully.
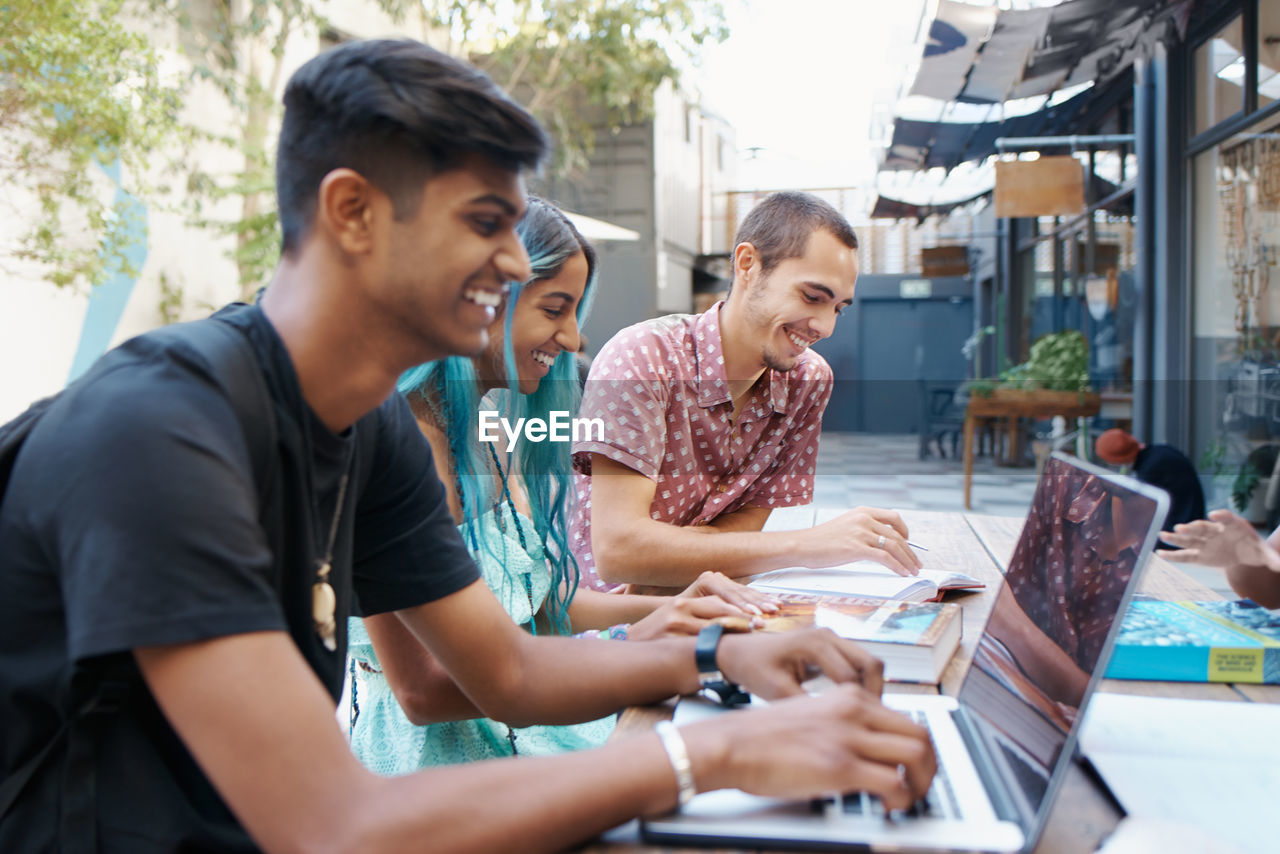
[907,541,929,551]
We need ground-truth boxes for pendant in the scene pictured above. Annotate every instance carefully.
[313,560,337,651]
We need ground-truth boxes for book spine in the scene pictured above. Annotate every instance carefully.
[1106,644,1280,684]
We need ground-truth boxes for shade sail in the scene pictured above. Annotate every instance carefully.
[910,0,1181,106]
[870,191,990,222]
[882,84,1098,172]
[885,0,1192,173]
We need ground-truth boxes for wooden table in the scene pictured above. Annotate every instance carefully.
[962,390,1101,510]
[577,510,1280,854]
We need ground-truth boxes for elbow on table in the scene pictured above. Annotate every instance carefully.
[1226,565,1280,609]
[591,526,644,585]
[393,682,450,727]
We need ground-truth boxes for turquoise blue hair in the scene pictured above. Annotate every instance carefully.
[398,197,597,635]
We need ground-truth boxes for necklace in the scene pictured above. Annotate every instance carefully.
[421,386,469,512]
[312,469,350,652]
[428,388,531,756]
[486,443,535,620]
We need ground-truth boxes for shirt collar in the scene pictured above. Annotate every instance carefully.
[1065,476,1141,563]
[692,301,790,416]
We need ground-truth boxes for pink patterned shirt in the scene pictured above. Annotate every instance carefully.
[569,303,833,591]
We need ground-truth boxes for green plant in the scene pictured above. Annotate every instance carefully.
[1199,436,1228,474]
[1,0,184,290]
[966,378,999,398]
[1232,444,1279,513]
[1000,330,1091,394]
[961,325,996,376]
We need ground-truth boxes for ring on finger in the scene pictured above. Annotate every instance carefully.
[877,534,886,548]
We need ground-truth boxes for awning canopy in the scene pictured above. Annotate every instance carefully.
[882,84,1099,172]
[912,0,1182,105]
[870,191,990,223]
[884,0,1192,174]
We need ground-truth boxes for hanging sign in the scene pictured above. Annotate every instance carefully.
[994,156,1085,218]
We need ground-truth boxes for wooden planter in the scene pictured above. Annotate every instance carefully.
[962,388,1101,509]
[968,388,1101,419]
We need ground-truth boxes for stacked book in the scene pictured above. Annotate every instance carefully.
[1106,599,1280,684]
[758,592,962,684]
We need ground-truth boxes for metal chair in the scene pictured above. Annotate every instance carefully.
[918,380,966,460]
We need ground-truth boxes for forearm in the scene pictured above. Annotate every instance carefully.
[594,519,802,586]
[567,588,664,631]
[137,631,712,854]
[1225,563,1280,608]
[358,730,709,854]
[480,633,700,726]
[1221,527,1280,606]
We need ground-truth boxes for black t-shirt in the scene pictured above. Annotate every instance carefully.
[1133,444,1207,531]
[0,305,479,853]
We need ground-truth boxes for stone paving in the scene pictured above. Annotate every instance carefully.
[812,431,1234,597]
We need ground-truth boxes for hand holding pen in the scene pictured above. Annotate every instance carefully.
[805,506,925,576]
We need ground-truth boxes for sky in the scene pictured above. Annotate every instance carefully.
[691,0,930,194]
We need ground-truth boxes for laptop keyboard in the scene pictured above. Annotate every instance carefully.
[818,708,961,821]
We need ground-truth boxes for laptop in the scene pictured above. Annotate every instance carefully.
[642,452,1170,853]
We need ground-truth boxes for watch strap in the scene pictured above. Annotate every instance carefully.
[694,623,751,707]
[695,623,725,685]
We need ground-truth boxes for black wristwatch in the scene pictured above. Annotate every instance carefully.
[695,624,751,707]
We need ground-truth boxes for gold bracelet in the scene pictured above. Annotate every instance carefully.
[654,720,697,807]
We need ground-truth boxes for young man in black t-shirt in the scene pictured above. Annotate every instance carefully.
[0,40,934,853]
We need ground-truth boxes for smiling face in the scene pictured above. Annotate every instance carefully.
[475,248,588,395]
[376,153,532,364]
[732,228,858,373]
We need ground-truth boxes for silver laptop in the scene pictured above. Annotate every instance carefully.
[642,452,1170,853]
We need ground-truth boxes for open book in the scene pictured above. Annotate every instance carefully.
[755,505,984,602]
[748,564,982,603]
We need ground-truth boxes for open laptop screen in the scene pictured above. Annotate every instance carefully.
[955,454,1166,828]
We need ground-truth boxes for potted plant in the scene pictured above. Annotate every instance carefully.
[971,330,1099,412]
[1232,443,1280,524]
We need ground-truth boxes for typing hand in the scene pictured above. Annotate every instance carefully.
[716,627,885,699]
[803,507,923,576]
[683,685,936,812]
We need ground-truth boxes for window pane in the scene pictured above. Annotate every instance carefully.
[1189,110,1280,511]
[1260,1,1280,110]
[1195,15,1245,135]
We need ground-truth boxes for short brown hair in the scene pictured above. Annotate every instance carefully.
[730,192,858,289]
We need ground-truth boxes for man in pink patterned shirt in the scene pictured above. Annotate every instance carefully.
[570,192,921,592]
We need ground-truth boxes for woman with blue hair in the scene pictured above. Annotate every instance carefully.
[348,197,774,773]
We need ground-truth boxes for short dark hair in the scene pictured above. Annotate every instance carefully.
[730,191,858,288]
[276,39,548,253]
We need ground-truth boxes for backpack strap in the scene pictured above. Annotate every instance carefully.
[0,312,278,842]
[179,313,278,509]
[0,396,58,518]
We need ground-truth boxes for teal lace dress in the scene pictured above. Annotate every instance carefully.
[347,506,615,775]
